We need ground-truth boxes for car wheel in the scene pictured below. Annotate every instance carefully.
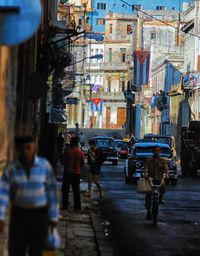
[112,160,118,165]
[170,179,177,186]
[125,176,131,184]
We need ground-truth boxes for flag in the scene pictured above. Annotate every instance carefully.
[91,98,103,112]
[134,50,150,86]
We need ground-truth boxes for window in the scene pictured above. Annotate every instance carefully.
[108,78,111,92]
[97,18,105,26]
[150,32,156,40]
[127,25,132,34]
[120,77,126,92]
[132,5,142,11]
[95,49,99,62]
[122,81,125,92]
[90,49,94,62]
[86,17,89,23]
[122,53,126,62]
[156,6,166,10]
[120,48,126,63]
[109,24,113,34]
[78,18,82,26]
[97,3,106,10]
[109,48,112,63]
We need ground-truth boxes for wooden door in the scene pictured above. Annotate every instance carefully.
[117,107,126,128]
[106,107,111,128]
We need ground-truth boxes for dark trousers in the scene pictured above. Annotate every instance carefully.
[9,206,48,256]
[62,173,81,210]
[145,180,165,211]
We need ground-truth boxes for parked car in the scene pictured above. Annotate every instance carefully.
[118,145,128,159]
[114,140,128,159]
[124,142,177,185]
[94,136,118,165]
[143,134,176,159]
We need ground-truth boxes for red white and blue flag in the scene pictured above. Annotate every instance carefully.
[90,98,103,112]
[134,50,150,86]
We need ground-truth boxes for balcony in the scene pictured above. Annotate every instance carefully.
[83,90,126,100]
[103,62,130,71]
[85,62,104,70]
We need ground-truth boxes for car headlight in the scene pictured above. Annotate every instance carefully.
[135,161,142,168]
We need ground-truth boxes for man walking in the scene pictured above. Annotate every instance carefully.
[61,137,84,212]
[86,139,104,198]
[0,135,59,256]
[144,146,168,220]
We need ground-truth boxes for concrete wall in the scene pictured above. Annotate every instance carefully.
[0,46,18,256]
[0,47,17,174]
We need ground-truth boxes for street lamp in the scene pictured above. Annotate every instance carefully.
[65,54,103,67]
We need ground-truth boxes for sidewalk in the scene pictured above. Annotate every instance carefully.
[57,181,114,256]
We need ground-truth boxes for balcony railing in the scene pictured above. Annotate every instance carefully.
[103,62,130,71]
[83,90,125,100]
[85,62,104,70]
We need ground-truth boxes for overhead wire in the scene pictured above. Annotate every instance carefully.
[120,0,199,39]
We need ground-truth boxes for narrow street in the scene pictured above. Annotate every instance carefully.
[1,1,200,256]
[99,161,200,256]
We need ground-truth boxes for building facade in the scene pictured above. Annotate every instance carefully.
[89,0,193,33]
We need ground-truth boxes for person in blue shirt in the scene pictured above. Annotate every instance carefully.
[0,135,59,256]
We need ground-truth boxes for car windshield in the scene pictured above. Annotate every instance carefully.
[135,147,171,157]
[121,145,128,150]
[95,139,114,147]
[115,141,127,148]
[143,137,171,146]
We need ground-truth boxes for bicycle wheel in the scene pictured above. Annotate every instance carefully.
[152,201,158,226]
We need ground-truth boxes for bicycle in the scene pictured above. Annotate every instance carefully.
[149,178,165,226]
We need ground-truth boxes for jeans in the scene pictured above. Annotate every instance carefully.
[62,172,81,210]
[9,206,48,256]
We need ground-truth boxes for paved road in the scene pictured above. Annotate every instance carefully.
[99,161,200,256]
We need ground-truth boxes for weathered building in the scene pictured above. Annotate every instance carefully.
[133,9,185,137]
[101,13,135,129]
[181,1,200,127]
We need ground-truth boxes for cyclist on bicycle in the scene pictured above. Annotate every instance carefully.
[144,146,168,220]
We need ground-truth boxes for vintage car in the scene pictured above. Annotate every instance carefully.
[124,142,177,185]
[114,139,128,159]
[143,134,176,160]
[94,136,119,165]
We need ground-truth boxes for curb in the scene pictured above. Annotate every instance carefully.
[87,200,114,256]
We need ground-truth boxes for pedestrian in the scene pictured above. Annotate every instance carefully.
[0,135,59,256]
[144,146,168,220]
[75,122,80,140]
[61,137,84,212]
[85,139,104,198]
[79,132,86,149]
